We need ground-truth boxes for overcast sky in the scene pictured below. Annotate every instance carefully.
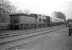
[9,0,72,19]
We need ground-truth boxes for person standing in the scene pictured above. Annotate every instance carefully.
[67,20,72,36]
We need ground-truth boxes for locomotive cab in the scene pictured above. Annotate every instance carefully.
[9,14,19,30]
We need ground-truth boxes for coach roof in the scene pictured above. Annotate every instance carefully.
[9,13,38,18]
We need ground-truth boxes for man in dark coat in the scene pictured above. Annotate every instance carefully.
[67,20,72,36]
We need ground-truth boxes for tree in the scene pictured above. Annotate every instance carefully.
[52,11,66,19]
[52,11,67,26]
[0,0,16,23]
[0,0,16,14]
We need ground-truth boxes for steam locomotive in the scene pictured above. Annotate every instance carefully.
[0,13,51,30]
[0,13,64,30]
[9,13,51,30]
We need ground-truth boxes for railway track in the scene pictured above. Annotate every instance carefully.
[0,25,65,38]
[0,25,66,44]
[0,25,66,50]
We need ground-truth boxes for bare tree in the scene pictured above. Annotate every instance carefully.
[0,0,16,13]
[0,0,16,23]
